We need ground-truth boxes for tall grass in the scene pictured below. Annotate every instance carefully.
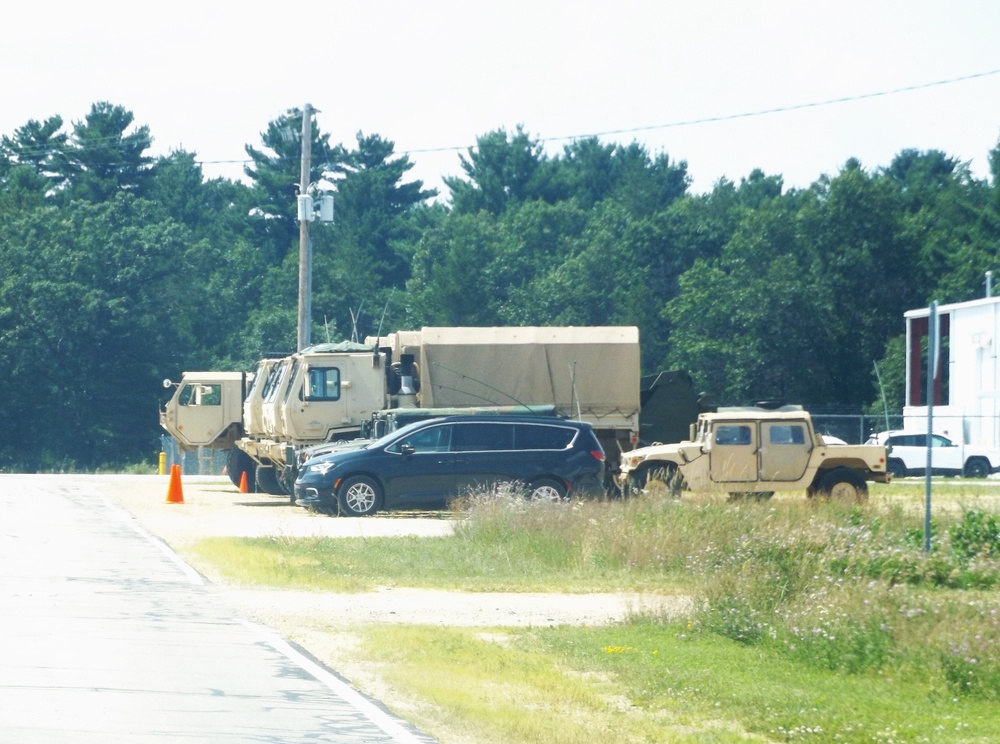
[454,487,1000,702]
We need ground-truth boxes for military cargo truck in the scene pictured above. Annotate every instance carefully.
[161,326,674,495]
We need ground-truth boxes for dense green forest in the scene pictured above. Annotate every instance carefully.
[2,102,999,470]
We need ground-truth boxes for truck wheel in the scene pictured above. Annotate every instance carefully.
[963,457,990,479]
[338,475,383,516]
[226,446,256,490]
[887,458,907,479]
[255,466,285,496]
[277,466,297,502]
[816,468,869,503]
[528,478,567,502]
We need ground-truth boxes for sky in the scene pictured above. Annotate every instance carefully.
[4,1,1000,199]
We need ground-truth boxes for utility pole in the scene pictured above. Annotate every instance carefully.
[296,103,314,351]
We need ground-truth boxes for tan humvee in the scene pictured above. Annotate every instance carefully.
[618,406,890,501]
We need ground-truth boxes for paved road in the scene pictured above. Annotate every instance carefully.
[0,476,437,743]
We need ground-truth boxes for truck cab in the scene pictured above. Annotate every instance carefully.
[160,372,246,451]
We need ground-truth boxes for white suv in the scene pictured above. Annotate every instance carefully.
[865,431,1000,479]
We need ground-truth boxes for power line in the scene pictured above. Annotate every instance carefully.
[185,66,1000,168]
[402,67,1000,154]
[5,67,998,170]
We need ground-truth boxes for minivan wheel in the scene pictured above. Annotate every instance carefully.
[528,478,567,502]
[338,475,383,516]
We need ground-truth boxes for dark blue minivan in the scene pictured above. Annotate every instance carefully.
[294,415,607,516]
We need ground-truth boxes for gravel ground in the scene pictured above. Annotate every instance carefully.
[98,474,690,628]
[96,473,691,738]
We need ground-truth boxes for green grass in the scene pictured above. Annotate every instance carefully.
[186,482,1000,743]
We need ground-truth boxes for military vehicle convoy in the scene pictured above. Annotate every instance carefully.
[618,405,890,501]
[160,326,707,495]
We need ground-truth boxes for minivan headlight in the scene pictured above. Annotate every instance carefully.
[305,460,337,476]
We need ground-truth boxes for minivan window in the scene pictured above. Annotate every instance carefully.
[452,422,514,451]
[515,424,575,450]
[395,424,452,453]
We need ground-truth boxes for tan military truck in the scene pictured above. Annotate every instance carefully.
[618,406,890,501]
[162,327,648,495]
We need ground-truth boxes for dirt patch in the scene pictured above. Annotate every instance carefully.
[98,474,691,627]
[95,473,691,740]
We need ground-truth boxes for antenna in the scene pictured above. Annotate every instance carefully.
[375,289,395,340]
[323,315,331,343]
[569,361,582,420]
[873,360,890,434]
[349,303,364,343]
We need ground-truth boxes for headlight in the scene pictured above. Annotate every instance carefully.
[305,461,337,476]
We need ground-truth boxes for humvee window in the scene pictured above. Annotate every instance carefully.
[769,425,806,445]
[715,425,751,445]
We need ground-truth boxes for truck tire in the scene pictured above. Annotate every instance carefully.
[338,475,383,517]
[815,467,869,503]
[255,465,285,496]
[963,457,990,479]
[226,446,256,490]
[277,465,297,502]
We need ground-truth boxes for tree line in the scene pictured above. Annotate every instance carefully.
[2,101,999,469]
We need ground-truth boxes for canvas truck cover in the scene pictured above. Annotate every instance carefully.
[412,326,641,431]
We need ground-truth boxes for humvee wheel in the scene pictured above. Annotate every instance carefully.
[628,463,683,497]
[816,468,869,503]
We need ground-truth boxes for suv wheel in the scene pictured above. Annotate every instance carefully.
[963,457,990,479]
[887,458,907,479]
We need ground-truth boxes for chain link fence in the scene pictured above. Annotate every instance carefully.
[160,436,229,476]
[811,415,905,445]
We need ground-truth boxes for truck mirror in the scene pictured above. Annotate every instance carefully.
[163,378,173,389]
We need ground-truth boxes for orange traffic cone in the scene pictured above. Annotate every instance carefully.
[239,471,249,494]
[166,463,185,504]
